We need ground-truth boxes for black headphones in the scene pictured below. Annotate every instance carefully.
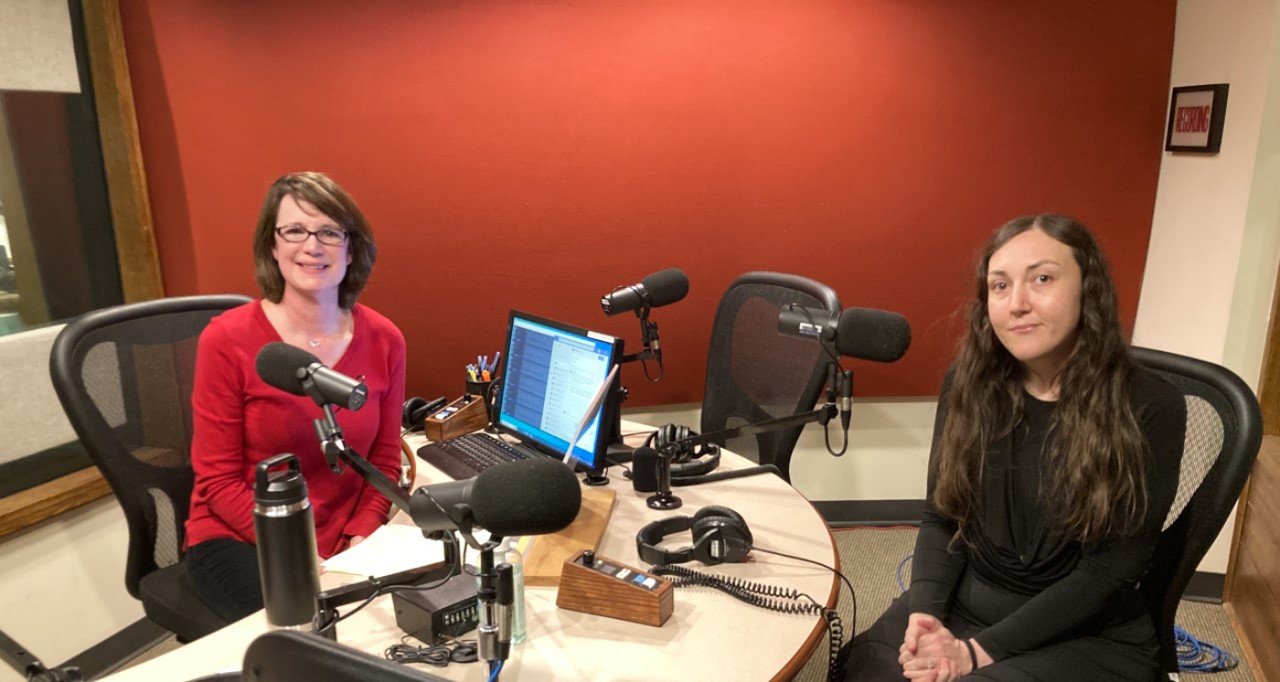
[401,395,448,432]
[643,423,721,477]
[635,505,753,566]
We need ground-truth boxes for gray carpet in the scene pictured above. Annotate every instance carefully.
[794,527,1254,681]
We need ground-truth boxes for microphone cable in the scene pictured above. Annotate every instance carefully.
[384,634,478,667]
[671,464,782,486]
[786,304,851,457]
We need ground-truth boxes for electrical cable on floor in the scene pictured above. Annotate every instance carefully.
[897,554,911,593]
[895,554,1240,674]
[1175,625,1239,673]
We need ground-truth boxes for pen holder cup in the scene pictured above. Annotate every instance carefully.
[465,379,497,424]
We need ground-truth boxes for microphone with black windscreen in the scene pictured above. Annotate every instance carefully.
[409,458,582,537]
[255,342,368,411]
[832,308,910,432]
[776,306,911,362]
[600,268,690,316]
[833,308,912,363]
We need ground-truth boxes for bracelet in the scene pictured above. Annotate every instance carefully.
[963,638,979,672]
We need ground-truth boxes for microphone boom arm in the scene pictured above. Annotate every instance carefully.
[665,403,839,457]
[309,430,468,641]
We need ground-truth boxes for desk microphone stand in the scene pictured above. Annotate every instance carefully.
[308,412,468,641]
[607,305,664,462]
[301,379,516,667]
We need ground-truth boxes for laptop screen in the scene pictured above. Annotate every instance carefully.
[494,310,623,470]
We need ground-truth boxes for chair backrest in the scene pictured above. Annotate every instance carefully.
[701,272,841,480]
[242,631,449,682]
[49,295,252,599]
[1130,346,1262,680]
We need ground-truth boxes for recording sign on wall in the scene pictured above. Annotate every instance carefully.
[1165,84,1229,153]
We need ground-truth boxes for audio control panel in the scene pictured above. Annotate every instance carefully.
[556,550,673,626]
[578,551,664,591]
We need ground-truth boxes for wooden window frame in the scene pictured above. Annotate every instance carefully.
[0,0,163,539]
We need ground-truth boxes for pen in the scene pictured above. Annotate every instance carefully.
[482,369,491,382]
[492,351,501,372]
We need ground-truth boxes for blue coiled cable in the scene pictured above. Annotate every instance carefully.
[1175,625,1238,673]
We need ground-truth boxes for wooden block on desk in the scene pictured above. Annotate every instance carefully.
[422,395,488,442]
[556,549,674,627]
[524,486,617,587]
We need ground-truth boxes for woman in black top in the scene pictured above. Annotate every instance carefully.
[844,215,1185,681]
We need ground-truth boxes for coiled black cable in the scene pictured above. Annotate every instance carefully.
[651,564,845,682]
[384,635,478,667]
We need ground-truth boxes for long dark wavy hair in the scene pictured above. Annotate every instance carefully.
[933,214,1148,545]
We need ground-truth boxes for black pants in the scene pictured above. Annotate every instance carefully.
[844,577,1158,681]
[185,538,263,623]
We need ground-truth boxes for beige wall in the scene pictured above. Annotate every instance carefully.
[1134,0,1280,574]
[0,499,141,682]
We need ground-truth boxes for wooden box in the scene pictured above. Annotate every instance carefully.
[422,395,489,442]
[556,549,674,627]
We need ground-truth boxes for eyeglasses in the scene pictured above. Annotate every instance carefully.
[274,225,349,246]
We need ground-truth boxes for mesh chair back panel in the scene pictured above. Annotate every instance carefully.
[703,275,839,478]
[148,486,180,568]
[52,296,251,598]
[1162,395,1223,530]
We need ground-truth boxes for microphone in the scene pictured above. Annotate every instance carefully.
[409,458,582,536]
[776,306,911,362]
[834,308,912,362]
[600,268,689,316]
[255,342,368,411]
[777,306,839,343]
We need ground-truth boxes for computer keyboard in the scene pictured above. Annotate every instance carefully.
[416,432,535,480]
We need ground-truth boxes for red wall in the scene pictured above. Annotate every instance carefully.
[118,0,1175,403]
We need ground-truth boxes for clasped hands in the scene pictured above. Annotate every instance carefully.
[898,612,989,681]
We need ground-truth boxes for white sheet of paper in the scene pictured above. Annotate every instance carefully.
[321,523,448,576]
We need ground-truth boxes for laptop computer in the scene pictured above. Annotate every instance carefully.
[416,310,623,480]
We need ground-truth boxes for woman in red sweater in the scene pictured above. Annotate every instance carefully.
[183,172,406,622]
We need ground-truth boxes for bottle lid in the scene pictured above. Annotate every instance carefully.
[255,453,309,505]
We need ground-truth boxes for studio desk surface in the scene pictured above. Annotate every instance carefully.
[103,422,839,682]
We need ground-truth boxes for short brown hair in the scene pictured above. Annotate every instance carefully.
[252,172,377,309]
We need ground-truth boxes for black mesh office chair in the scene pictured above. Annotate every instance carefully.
[49,294,252,642]
[701,272,841,481]
[1130,347,1262,681]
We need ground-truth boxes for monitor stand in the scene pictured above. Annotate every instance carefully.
[582,466,610,487]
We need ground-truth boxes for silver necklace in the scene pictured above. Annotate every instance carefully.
[307,338,322,348]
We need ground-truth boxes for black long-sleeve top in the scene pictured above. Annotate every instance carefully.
[907,368,1186,661]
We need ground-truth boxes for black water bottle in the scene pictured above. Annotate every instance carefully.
[254,453,320,628]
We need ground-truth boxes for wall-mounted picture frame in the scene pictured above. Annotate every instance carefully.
[1165,83,1229,153]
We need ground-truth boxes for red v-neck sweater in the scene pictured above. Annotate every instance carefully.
[184,301,406,558]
